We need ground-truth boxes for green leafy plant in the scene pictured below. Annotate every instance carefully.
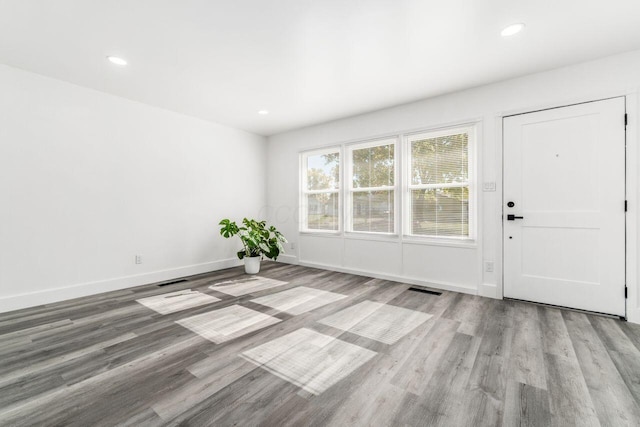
[219,218,287,261]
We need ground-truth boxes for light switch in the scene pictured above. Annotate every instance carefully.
[483,182,496,192]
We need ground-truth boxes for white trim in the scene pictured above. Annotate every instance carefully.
[303,189,340,195]
[350,185,395,192]
[299,231,342,238]
[345,136,398,150]
[500,94,640,324]
[495,114,505,301]
[402,236,477,249]
[298,120,482,244]
[345,137,398,234]
[404,123,478,241]
[344,231,400,242]
[299,145,342,157]
[300,146,342,233]
[625,91,639,324]
[497,93,634,119]
[405,124,476,144]
[275,254,299,265]
[300,229,476,248]
[410,182,469,190]
[297,116,485,151]
[0,258,242,314]
[470,123,479,244]
[479,283,498,298]
[296,260,477,295]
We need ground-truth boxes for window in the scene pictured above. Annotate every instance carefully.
[407,126,473,239]
[347,139,396,233]
[301,148,340,232]
[299,123,475,242]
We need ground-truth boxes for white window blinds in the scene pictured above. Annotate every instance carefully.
[408,129,470,238]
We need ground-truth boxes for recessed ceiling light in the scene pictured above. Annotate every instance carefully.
[107,56,127,66]
[258,110,269,115]
[501,23,525,37]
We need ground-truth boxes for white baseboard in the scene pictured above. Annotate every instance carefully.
[276,254,299,265]
[296,259,477,295]
[628,306,640,325]
[478,283,499,299]
[0,258,243,314]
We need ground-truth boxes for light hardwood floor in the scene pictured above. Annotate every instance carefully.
[1,262,640,426]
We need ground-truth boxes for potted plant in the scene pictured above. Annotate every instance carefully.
[219,218,287,274]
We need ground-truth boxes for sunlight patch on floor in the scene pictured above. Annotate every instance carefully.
[318,300,432,344]
[209,276,289,296]
[136,290,220,315]
[176,305,281,343]
[241,328,377,395]
[251,286,347,315]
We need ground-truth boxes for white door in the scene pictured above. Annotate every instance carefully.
[503,98,626,316]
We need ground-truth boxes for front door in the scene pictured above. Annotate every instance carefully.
[503,98,626,316]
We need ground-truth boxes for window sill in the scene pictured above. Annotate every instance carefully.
[402,236,477,249]
[299,230,342,238]
[298,231,477,248]
[343,231,400,243]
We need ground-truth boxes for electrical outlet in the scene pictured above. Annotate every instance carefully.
[135,255,142,264]
[290,242,296,250]
[484,261,494,272]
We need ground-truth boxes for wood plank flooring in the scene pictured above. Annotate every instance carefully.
[1,262,640,426]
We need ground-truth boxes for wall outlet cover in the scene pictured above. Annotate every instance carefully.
[483,182,496,192]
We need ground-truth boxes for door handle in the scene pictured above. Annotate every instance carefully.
[507,214,524,221]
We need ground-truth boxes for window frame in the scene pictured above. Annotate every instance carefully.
[345,137,399,235]
[298,122,477,245]
[403,125,477,241]
[300,146,342,234]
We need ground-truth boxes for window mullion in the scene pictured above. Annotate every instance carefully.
[303,189,340,195]
[350,186,395,193]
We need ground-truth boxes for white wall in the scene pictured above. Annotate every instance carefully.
[266,49,640,324]
[0,64,266,312]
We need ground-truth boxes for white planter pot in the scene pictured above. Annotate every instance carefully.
[244,256,261,274]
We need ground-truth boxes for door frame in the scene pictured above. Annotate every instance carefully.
[496,92,638,323]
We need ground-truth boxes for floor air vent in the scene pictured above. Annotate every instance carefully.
[408,287,442,296]
[157,279,188,287]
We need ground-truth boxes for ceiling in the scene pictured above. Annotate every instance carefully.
[1,1,640,136]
